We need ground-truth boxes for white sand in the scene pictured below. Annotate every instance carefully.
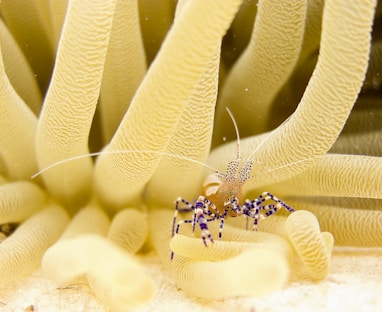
[1,247,382,312]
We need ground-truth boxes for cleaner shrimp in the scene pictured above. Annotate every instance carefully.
[171,108,295,258]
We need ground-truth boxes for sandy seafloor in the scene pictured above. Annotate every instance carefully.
[1,247,382,312]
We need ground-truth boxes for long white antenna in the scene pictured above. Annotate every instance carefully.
[246,114,293,162]
[31,150,219,179]
[267,156,321,173]
[225,107,241,161]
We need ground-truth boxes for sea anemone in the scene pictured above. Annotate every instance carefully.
[0,0,381,311]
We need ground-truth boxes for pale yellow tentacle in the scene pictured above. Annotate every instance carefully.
[36,0,117,209]
[288,200,382,247]
[270,154,382,198]
[150,209,289,299]
[108,208,148,253]
[42,234,156,310]
[99,0,147,142]
[0,181,47,223]
[0,45,38,180]
[145,0,220,206]
[215,0,307,138]
[0,0,55,91]
[0,205,69,282]
[173,249,289,299]
[60,205,110,240]
[95,0,243,209]
[285,210,333,280]
[0,20,42,115]
[170,230,292,262]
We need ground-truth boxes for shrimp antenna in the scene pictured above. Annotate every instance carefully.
[267,156,321,173]
[225,107,241,161]
[246,114,293,162]
[31,150,219,179]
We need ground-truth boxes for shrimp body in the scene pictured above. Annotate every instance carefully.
[202,158,252,217]
[172,159,295,260]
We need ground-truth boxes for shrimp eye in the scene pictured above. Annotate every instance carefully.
[202,173,222,197]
